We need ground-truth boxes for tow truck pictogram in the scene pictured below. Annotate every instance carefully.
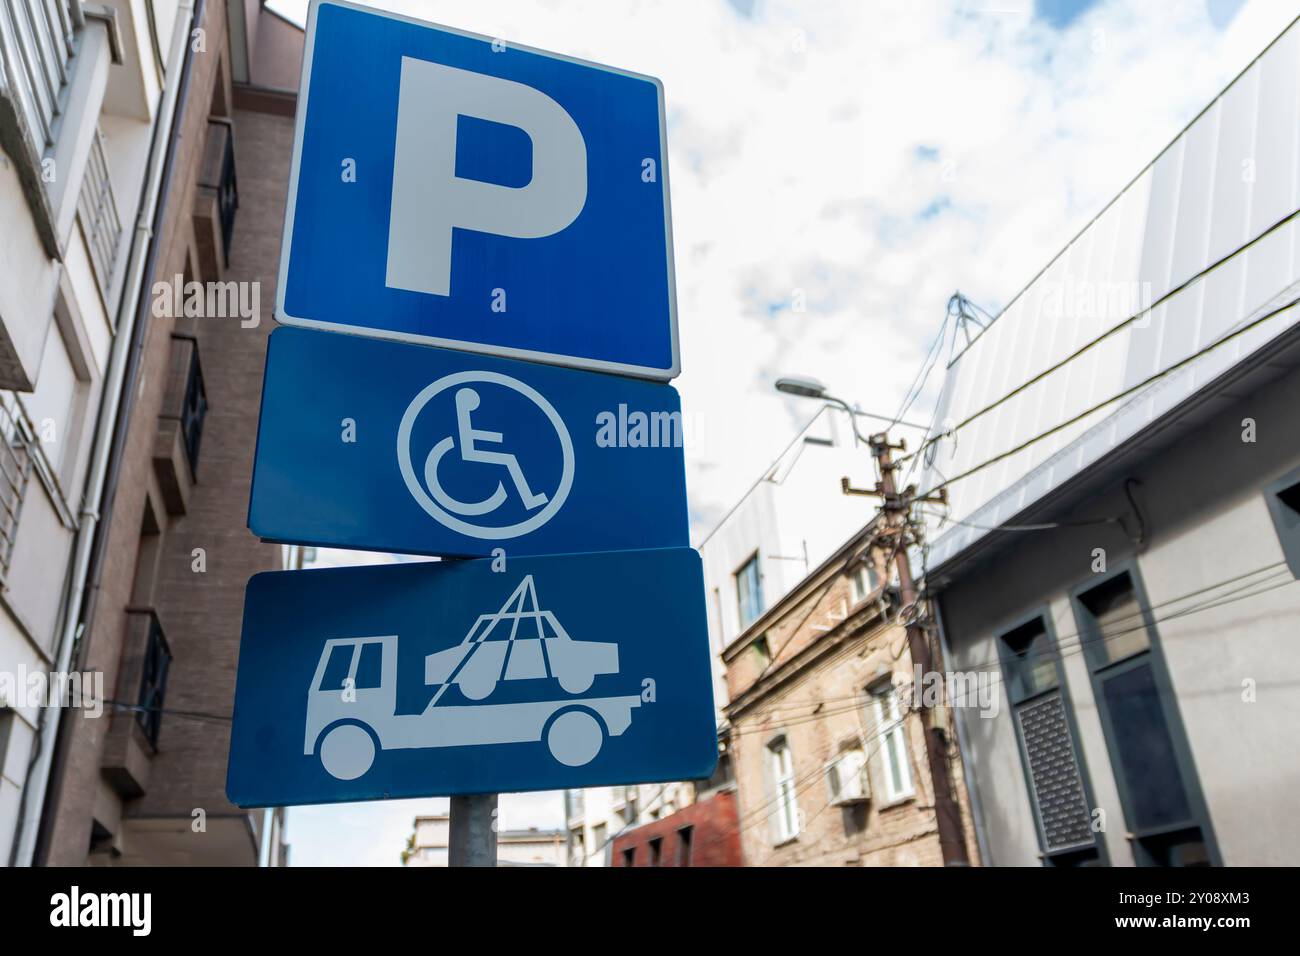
[304,576,643,780]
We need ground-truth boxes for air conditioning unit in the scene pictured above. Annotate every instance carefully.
[824,749,870,805]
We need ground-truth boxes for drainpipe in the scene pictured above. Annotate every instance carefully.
[12,0,202,868]
[931,596,991,866]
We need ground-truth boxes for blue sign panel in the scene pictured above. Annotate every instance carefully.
[226,549,717,806]
[277,0,679,380]
[248,327,689,557]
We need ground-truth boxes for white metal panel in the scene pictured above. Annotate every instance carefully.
[1250,24,1300,238]
[1208,63,1258,266]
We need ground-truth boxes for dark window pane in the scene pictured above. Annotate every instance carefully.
[321,644,353,691]
[1100,662,1193,830]
[356,642,383,689]
[1139,827,1211,867]
[1000,618,1058,702]
[1079,573,1150,667]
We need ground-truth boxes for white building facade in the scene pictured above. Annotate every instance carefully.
[405,814,566,867]
[1,0,193,865]
[923,16,1300,866]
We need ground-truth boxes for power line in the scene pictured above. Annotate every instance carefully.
[907,292,1300,496]
[678,565,1296,862]
[910,204,1300,466]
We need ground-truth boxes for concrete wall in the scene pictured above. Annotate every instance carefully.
[940,361,1300,866]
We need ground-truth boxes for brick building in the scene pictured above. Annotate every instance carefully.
[610,788,742,867]
[722,521,979,866]
[33,0,303,866]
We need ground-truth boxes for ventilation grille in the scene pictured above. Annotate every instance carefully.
[1017,692,1095,853]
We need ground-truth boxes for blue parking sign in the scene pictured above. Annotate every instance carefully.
[226,549,718,806]
[277,0,679,380]
[248,327,690,557]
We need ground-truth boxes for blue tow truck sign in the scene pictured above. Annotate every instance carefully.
[226,548,717,806]
[277,0,679,380]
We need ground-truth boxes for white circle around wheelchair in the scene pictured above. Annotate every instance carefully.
[396,371,575,539]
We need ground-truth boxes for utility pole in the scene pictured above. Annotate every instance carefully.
[449,793,498,866]
[847,432,970,866]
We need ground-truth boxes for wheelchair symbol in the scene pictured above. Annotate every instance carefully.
[397,371,574,540]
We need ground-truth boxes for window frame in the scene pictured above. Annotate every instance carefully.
[1068,561,1220,867]
[735,551,764,630]
[676,825,694,866]
[850,560,879,606]
[766,735,800,844]
[1264,462,1300,578]
[992,606,1107,865]
[869,684,915,803]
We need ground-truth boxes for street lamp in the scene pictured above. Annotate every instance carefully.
[774,376,928,443]
[774,376,829,399]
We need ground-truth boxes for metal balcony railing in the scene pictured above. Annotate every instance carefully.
[135,610,172,750]
[180,342,208,473]
[0,0,82,154]
[0,394,35,580]
[77,124,122,300]
[198,118,238,261]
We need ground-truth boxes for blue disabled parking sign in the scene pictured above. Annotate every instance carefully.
[248,327,690,556]
[277,0,679,380]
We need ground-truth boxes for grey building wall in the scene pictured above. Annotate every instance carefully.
[939,353,1300,866]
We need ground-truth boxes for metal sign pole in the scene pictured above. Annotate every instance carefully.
[449,793,498,866]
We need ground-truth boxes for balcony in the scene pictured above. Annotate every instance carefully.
[0,0,123,259]
[102,608,172,798]
[0,0,81,160]
[152,335,208,514]
[194,118,238,276]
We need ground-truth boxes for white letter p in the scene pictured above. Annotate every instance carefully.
[386,57,588,297]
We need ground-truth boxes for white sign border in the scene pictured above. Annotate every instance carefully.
[275,0,681,382]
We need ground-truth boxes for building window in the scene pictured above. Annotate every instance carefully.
[736,553,764,629]
[996,614,1102,863]
[648,836,662,866]
[767,737,799,843]
[621,846,635,867]
[1265,466,1300,578]
[136,612,172,750]
[751,634,771,670]
[677,825,694,866]
[850,560,879,605]
[591,823,607,865]
[180,346,208,474]
[77,126,124,298]
[870,686,914,802]
[0,395,35,580]
[569,827,586,867]
[565,788,585,822]
[1073,567,1218,866]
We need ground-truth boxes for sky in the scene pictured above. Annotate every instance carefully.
[266,0,1300,864]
